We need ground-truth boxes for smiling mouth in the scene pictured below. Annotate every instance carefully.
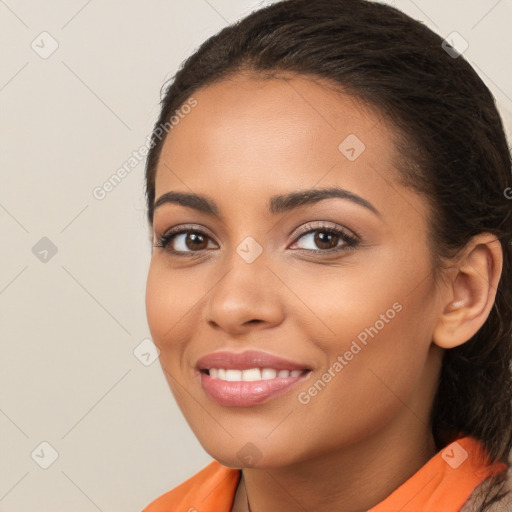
[200,368,311,381]
[195,350,313,406]
[198,367,312,407]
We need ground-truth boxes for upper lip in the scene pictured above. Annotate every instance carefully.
[196,350,311,371]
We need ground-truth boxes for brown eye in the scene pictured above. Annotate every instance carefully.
[183,232,208,251]
[312,231,339,250]
[290,224,359,253]
[155,228,217,255]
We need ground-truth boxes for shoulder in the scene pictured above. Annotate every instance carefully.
[461,454,512,512]
[142,460,241,512]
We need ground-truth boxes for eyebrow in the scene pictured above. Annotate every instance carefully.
[153,186,381,219]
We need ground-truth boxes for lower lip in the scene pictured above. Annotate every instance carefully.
[199,371,310,407]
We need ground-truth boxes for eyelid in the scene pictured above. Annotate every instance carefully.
[157,223,215,241]
[290,220,359,242]
[155,220,360,257]
[157,220,358,242]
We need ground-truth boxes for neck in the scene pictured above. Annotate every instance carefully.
[237,415,438,512]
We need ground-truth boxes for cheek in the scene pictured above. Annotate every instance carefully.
[145,264,198,405]
[311,242,434,348]
[145,262,189,350]
[145,260,217,377]
[289,312,433,458]
[288,255,435,406]
[145,265,167,344]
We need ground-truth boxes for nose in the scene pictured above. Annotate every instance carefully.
[202,253,285,335]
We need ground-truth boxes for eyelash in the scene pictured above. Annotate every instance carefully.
[153,222,360,257]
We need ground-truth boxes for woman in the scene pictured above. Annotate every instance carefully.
[142,0,512,510]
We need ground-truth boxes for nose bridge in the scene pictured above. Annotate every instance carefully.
[220,232,270,303]
[233,233,266,266]
[203,231,284,331]
[220,206,271,270]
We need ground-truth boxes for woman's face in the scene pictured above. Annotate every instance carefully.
[145,73,444,468]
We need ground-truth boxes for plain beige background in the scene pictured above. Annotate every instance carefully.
[0,0,511,510]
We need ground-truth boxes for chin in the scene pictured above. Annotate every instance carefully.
[203,440,301,470]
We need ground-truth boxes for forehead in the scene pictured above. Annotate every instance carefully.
[154,73,414,222]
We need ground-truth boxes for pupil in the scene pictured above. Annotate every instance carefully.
[315,231,336,249]
[187,233,206,250]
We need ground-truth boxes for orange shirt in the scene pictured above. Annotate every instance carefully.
[142,436,507,512]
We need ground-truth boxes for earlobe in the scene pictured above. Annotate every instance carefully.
[432,234,503,350]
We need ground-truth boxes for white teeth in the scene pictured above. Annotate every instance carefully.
[225,369,242,381]
[242,368,262,381]
[261,368,277,380]
[208,368,305,381]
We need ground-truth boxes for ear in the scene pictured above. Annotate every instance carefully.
[433,233,503,349]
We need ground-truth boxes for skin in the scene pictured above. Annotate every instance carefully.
[145,72,503,512]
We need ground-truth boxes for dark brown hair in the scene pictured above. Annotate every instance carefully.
[144,0,512,508]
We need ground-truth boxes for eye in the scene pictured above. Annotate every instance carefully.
[289,222,359,254]
[154,222,360,257]
[154,225,217,256]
